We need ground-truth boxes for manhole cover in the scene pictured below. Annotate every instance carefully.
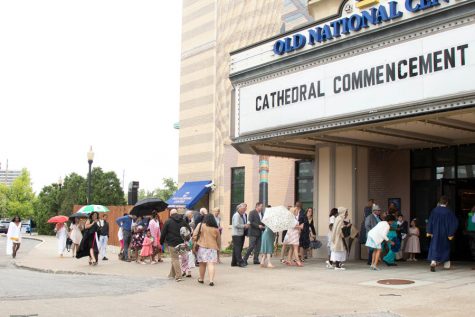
[377,279,415,285]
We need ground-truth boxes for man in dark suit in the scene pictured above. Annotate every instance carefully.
[243,202,265,265]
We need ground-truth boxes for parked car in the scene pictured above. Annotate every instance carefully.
[0,220,9,234]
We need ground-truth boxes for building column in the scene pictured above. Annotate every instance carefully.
[258,155,269,206]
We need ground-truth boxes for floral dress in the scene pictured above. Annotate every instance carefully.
[131,230,144,251]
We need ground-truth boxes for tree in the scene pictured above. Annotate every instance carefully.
[156,177,178,201]
[3,169,35,219]
[90,167,126,205]
[0,183,9,218]
[60,173,87,213]
[34,184,62,235]
[137,178,178,202]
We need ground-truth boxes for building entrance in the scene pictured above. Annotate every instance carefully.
[411,144,475,261]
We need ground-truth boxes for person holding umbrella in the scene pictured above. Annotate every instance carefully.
[76,212,101,265]
[6,216,22,258]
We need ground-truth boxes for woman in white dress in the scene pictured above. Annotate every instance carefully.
[6,215,22,258]
[55,223,68,257]
[283,207,303,267]
[69,218,83,257]
[330,207,348,270]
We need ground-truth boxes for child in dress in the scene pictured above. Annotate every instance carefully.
[177,227,194,277]
[405,219,421,261]
[131,225,144,262]
[139,230,153,264]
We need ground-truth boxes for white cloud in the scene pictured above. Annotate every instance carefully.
[0,0,181,193]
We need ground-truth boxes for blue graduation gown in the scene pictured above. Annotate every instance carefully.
[427,205,459,262]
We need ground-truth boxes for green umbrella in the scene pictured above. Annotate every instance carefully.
[76,204,110,214]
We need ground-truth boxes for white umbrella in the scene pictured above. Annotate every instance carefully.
[262,206,298,233]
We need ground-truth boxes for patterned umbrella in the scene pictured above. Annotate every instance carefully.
[76,204,109,214]
[47,215,69,223]
[262,206,298,233]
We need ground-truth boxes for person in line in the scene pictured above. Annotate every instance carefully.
[131,225,145,263]
[330,207,349,270]
[231,203,249,267]
[466,205,475,260]
[405,219,421,261]
[382,218,399,266]
[192,208,208,227]
[115,213,133,262]
[55,222,68,257]
[178,227,194,277]
[6,215,22,258]
[148,211,162,263]
[259,226,275,268]
[98,214,109,261]
[69,217,83,258]
[139,229,153,264]
[364,204,381,265]
[325,208,338,268]
[366,214,396,271]
[212,207,222,234]
[193,214,221,286]
[427,196,459,272]
[243,202,265,265]
[300,207,316,261]
[395,214,408,261]
[359,199,375,248]
[160,208,191,282]
[283,207,303,267]
[117,223,124,258]
[77,212,101,266]
[184,210,194,228]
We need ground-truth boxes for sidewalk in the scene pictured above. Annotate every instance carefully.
[14,235,174,277]
[11,235,475,317]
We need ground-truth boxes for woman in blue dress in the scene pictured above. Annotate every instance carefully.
[259,226,276,268]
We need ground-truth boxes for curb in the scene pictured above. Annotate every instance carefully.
[12,262,101,276]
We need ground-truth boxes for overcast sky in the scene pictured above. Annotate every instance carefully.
[0,0,182,193]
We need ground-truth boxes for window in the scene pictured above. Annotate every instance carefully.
[295,161,314,210]
[230,167,245,223]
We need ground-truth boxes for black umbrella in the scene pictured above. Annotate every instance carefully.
[69,212,88,222]
[130,198,168,217]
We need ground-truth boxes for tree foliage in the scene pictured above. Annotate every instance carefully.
[138,177,178,202]
[33,184,62,235]
[0,169,35,219]
[90,167,126,205]
[33,167,126,234]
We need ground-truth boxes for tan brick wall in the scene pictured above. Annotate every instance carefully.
[368,149,411,219]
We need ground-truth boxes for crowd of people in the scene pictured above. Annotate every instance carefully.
[3,195,466,284]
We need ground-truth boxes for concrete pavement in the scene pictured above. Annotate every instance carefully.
[1,235,475,317]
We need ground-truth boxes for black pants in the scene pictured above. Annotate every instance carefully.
[244,235,261,263]
[367,248,374,265]
[231,235,245,266]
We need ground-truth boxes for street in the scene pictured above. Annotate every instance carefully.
[0,236,474,317]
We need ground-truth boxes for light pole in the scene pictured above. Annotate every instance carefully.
[56,176,64,215]
[87,146,94,204]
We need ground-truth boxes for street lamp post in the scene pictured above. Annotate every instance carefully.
[58,176,63,190]
[87,146,95,204]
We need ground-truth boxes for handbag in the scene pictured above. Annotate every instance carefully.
[192,223,202,253]
[309,239,322,249]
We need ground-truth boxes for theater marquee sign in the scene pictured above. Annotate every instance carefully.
[234,23,474,137]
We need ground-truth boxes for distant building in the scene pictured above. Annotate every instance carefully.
[0,169,21,186]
